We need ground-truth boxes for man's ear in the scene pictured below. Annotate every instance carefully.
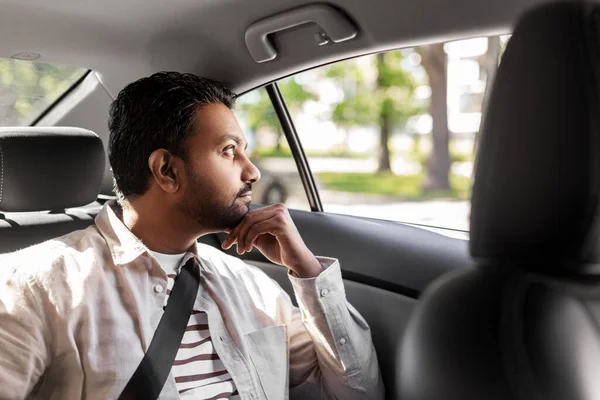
[148,149,182,194]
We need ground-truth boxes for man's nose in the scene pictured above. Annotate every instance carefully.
[244,159,261,184]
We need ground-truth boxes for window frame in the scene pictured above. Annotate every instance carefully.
[29,69,92,126]
[264,83,323,212]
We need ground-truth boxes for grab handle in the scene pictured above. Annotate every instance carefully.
[245,4,358,63]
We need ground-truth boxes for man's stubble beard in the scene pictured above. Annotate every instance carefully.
[182,171,250,232]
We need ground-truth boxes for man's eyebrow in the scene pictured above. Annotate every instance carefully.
[219,134,248,149]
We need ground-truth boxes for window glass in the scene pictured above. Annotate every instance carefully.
[234,87,311,211]
[279,35,510,230]
[0,58,88,126]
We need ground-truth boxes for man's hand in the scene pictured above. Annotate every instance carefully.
[221,204,323,278]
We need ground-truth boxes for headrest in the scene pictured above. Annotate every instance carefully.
[470,2,600,274]
[0,127,105,212]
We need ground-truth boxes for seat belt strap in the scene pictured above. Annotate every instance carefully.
[119,257,200,400]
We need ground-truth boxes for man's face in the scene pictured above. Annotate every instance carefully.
[178,103,261,231]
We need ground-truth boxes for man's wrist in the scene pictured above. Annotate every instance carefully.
[290,256,323,278]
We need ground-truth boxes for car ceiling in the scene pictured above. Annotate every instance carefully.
[1,0,553,97]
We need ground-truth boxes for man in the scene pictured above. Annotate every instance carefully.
[0,72,384,399]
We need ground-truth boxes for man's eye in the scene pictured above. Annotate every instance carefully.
[224,146,235,156]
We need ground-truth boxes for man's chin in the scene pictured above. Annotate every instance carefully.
[239,199,251,218]
[220,201,250,230]
[236,196,251,211]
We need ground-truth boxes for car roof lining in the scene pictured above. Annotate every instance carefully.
[0,0,553,95]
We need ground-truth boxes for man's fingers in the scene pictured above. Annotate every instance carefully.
[221,234,235,250]
[221,215,253,249]
[239,216,279,253]
[221,207,277,251]
[236,212,279,253]
[240,216,282,251]
[239,205,289,253]
[221,229,239,250]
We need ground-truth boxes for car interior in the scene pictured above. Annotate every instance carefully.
[0,0,590,399]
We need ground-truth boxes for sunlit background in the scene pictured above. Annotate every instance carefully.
[236,35,511,231]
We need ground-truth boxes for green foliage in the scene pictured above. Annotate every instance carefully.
[252,146,369,159]
[252,147,293,158]
[407,143,475,166]
[377,51,415,88]
[451,151,473,164]
[406,149,429,165]
[319,171,423,197]
[317,171,470,201]
[0,59,85,126]
[280,77,318,106]
[237,89,279,132]
[331,94,376,127]
[237,78,317,132]
[238,50,423,162]
[326,51,422,129]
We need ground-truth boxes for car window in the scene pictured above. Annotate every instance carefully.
[0,58,88,126]
[234,87,311,211]
[277,35,510,231]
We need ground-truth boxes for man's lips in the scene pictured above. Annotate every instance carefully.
[238,191,252,198]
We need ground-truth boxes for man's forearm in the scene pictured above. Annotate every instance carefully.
[288,259,385,399]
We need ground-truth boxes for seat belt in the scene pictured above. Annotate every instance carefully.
[119,257,201,400]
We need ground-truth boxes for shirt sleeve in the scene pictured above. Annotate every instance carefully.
[0,269,51,399]
[286,257,385,399]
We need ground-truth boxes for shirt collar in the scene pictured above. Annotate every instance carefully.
[95,200,199,266]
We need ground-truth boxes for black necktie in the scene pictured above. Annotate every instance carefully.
[119,257,201,400]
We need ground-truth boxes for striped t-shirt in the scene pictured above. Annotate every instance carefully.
[150,251,238,399]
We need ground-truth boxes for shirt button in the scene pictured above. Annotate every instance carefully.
[154,284,164,293]
[339,337,347,345]
[320,288,329,297]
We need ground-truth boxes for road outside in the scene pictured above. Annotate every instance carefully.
[257,157,471,232]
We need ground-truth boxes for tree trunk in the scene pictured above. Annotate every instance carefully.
[275,130,283,150]
[419,44,450,191]
[376,53,392,173]
[378,111,392,172]
[474,36,501,155]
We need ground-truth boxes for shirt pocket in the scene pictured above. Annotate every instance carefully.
[244,325,289,400]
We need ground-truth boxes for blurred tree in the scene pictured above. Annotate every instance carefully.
[417,43,450,191]
[0,59,84,126]
[237,79,317,150]
[327,51,420,172]
[326,60,376,152]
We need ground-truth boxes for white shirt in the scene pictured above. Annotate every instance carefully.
[0,201,384,399]
[149,250,238,398]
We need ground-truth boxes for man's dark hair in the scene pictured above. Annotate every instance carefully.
[108,71,236,200]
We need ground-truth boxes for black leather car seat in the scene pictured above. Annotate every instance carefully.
[0,127,105,253]
[398,2,600,399]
